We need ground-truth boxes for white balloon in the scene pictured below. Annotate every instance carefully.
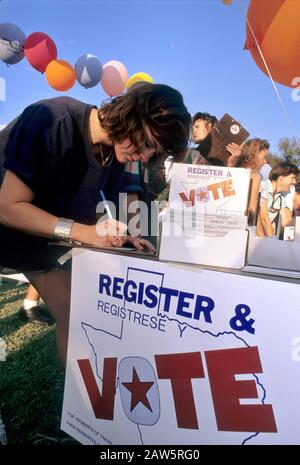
[0,23,26,65]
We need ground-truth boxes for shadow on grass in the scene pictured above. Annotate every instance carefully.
[0,281,55,339]
[0,303,55,340]
[0,283,27,339]
[0,281,27,309]
[0,328,79,445]
[0,312,29,339]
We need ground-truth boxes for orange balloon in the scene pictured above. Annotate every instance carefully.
[245,0,300,88]
[45,59,76,91]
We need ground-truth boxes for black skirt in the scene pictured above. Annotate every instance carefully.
[0,225,71,272]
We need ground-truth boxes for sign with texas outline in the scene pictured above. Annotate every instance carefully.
[61,250,300,445]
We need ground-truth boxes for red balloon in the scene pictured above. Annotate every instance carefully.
[24,32,57,73]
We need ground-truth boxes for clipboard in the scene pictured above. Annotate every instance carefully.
[48,241,157,260]
[208,113,249,163]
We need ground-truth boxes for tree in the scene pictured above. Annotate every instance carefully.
[267,152,283,168]
[277,137,300,166]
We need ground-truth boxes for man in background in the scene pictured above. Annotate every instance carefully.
[185,112,241,166]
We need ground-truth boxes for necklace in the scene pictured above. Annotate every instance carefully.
[99,139,114,167]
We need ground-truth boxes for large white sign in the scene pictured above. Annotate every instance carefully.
[62,250,300,445]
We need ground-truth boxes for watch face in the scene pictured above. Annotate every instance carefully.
[230,124,240,135]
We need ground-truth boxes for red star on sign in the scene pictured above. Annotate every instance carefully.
[199,189,208,201]
[122,367,154,412]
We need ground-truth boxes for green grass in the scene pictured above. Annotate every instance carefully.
[0,279,78,445]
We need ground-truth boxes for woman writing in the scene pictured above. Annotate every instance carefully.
[0,82,191,364]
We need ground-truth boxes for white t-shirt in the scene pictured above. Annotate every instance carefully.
[260,163,272,181]
[284,185,295,211]
[260,180,289,237]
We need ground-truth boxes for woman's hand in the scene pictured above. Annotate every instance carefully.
[124,236,156,251]
[72,219,128,248]
[72,220,155,251]
[226,142,242,157]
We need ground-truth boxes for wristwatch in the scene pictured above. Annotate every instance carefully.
[54,218,74,242]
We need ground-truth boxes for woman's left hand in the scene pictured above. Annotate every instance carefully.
[124,236,156,251]
[226,142,241,157]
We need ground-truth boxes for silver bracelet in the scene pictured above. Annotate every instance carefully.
[54,218,74,242]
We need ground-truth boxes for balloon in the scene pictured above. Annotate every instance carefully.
[245,0,300,88]
[75,54,103,88]
[45,59,76,91]
[101,60,128,96]
[125,72,154,89]
[24,32,57,73]
[222,0,232,4]
[0,23,26,64]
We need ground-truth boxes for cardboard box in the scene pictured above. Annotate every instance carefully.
[246,234,300,272]
[158,163,250,269]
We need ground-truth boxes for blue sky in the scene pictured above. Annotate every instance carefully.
[0,0,300,152]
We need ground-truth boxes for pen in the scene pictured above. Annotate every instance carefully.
[99,190,113,219]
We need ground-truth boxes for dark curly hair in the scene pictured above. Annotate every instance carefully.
[98,83,191,161]
[192,112,218,127]
[269,161,299,180]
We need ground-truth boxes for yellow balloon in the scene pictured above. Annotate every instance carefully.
[222,0,232,4]
[125,72,154,89]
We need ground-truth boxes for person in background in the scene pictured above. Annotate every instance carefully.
[260,160,272,181]
[113,158,167,247]
[185,112,241,165]
[293,181,300,216]
[256,161,299,238]
[19,284,54,325]
[0,83,191,365]
[226,142,243,167]
[184,112,218,165]
[234,138,270,225]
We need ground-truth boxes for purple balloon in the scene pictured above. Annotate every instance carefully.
[75,54,103,88]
